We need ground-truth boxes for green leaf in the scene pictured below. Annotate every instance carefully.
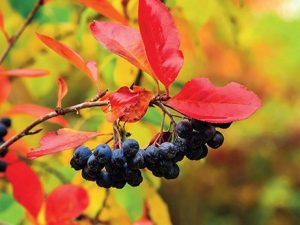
[0,193,25,225]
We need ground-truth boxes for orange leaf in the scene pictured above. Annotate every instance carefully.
[77,0,128,25]
[0,68,49,77]
[0,75,11,104]
[56,77,68,107]
[36,33,98,86]
[27,128,100,159]
[104,86,153,122]
[6,104,68,127]
[0,10,9,41]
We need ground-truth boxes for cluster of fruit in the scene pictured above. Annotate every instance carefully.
[70,119,230,189]
[0,118,11,173]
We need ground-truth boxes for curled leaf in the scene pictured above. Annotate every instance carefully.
[56,77,68,108]
[27,128,100,159]
[167,78,262,123]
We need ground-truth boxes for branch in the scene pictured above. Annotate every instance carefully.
[0,0,44,64]
[0,99,109,155]
[94,189,110,220]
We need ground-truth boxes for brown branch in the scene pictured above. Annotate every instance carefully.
[0,0,44,64]
[0,100,109,155]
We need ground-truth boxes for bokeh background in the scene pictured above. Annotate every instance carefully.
[1,0,300,225]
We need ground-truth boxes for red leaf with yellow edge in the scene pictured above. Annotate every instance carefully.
[90,21,154,76]
[27,128,100,159]
[77,0,127,25]
[5,161,44,219]
[45,184,89,225]
[36,33,98,85]
[6,104,68,127]
[56,77,68,108]
[138,0,183,93]
[0,68,49,77]
[167,78,262,123]
[104,86,153,122]
[0,75,11,104]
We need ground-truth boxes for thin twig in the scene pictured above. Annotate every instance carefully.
[154,102,176,125]
[94,189,110,220]
[0,100,109,155]
[0,0,44,64]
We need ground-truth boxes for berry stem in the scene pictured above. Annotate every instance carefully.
[112,122,122,149]
[0,98,109,155]
[0,0,44,64]
[155,102,176,125]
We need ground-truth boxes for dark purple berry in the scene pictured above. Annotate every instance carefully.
[112,179,126,189]
[125,167,140,181]
[1,118,11,128]
[123,139,139,158]
[96,171,113,188]
[111,149,126,168]
[158,160,174,175]
[213,122,232,129]
[93,144,112,164]
[159,142,176,159]
[188,131,204,150]
[164,163,180,179]
[207,131,224,149]
[0,160,7,172]
[198,124,216,141]
[185,145,208,160]
[191,119,208,131]
[173,138,188,162]
[81,166,97,181]
[144,145,159,164]
[0,124,7,138]
[87,155,104,172]
[71,146,92,170]
[127,150,145,169]
[175,121,193,138]
[127,170,143,187]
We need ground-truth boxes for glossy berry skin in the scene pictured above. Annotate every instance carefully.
[207,131,224,149]
[1,118,11,128]
[213,122,232,129]
[0,160,7,172]
[93,144,112,164]
[159,142,177,159]
[158,160,174,175]
[81,166,97,181]
[71,146,92,170]
[164,163,180,179]
[111,149,126,168]
[96,171,113,188]
[185,145,208,160]
[175,121,193,138]
[123,139,139,158]
[127,170,143,187]
[127,150,145,169]
[188,131,204,150]
[197,124,216,141]
[173,138,188,162]
[144,145,159,164]
[87,155,104,172]
[0,124,7,138]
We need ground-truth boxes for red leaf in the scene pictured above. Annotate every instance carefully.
[167,78,262,123]
[138,0,183,93]
[90,21,153,76]
[27,128,100,159]
[5,161,44,219]
[0,75,11,104]
[6,104,68,127]
[103,86,153,122]
[45,184,88,225]
[0,68,49,77]
[0,10,9,41]
[77,0,127,25]
[56,77,68,107]
[36,33,98,85]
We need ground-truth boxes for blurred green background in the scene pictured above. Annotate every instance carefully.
[1,0,300,225]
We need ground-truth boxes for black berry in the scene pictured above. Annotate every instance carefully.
[82,166,97,181]
[213,122,232,129]
[207,131,224,149]
[164,163,180,179]
[71,146,92,170]
[127,150,145,169]
[96,171,113,188]
[93,144,112,164]
[112,179,126,189]
[111,149,126,167]
[144,145,159,164]
[159,142,176,159]
[1,118,11,128]
[87,155,104,172]
[191,119,208,131]
[122,139,139,158]
[175,121,193,138]
[188,131,204,150]
[0,160,7,172]
[185,145,208,160]
[0,124,7,138]
[197,124,216,141]
[126,170,143,187]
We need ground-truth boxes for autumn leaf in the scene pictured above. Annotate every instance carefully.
[5,161,44,219]
[167,78,262,123]
[27,128,100,159]
[0,10,9,41]
[138,0,183,93]
[45,184,89,225]
[77,0,127,25]
[56,77,68,108]
[36,33,99,86]
[6,104,68,127]
[0,68,49,77]
[103,86,153,122]
[90,21,153,76]
[0,75,11,104]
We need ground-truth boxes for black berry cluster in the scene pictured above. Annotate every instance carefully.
[0,117,11,173]
[70,119,230,188]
